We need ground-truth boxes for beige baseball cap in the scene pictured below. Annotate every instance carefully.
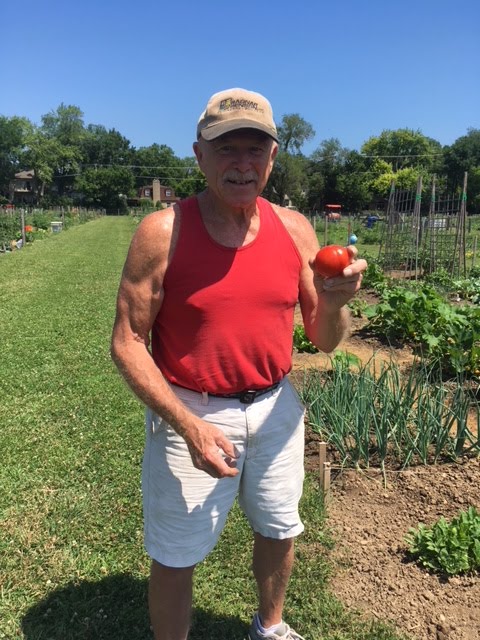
[196,88,278,142]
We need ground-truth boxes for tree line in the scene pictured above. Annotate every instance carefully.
[1,104,479,214]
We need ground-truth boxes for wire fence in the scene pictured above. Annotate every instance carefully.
[379,173,471,278]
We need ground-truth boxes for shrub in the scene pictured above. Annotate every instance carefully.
[405,507,480,575]
[364,283,480,378]
[30,212,51,230]
[0,213,20,248]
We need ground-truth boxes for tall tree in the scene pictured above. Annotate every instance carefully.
[132,144,184,190]
[75,166,135,212]
[39,104,85,196]
[308,138,350,207]
[443,128,480,203]
[0,116,31,199]
[41,104,85,146]
[22,129,72,201]
[263,114,314,207]
[277,114,315,154]
[263,152,308,208]
[173,157,206,198]
[361,128,441,171]
[336,151,371,212]
[81,125,133,167]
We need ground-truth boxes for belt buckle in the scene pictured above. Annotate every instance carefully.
[239,390,256,404]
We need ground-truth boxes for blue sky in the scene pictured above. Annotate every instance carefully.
[2,0,479,159]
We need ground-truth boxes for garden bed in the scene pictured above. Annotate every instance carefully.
[324,457,479,640]
[292,304,480,640]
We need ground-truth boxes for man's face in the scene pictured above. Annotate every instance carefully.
[193,129,278,209]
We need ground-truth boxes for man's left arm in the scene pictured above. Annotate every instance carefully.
[278,208,367,353]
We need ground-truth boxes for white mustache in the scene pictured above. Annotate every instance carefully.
[223,171,258,183]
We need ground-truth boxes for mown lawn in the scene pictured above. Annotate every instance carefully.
[0,217,406,640]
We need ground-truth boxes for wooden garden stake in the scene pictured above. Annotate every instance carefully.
[318,441,331,500]
[322,462,331,500]
[319,441,326,477]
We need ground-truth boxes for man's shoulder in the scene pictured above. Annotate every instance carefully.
[264,200,313,233]
[137,203,181,237]
[128,203,184,267]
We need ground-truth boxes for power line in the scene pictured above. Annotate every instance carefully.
[81,152,444,170]
[34,152,448,179]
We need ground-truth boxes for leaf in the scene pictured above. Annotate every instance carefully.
[405,507,480,575]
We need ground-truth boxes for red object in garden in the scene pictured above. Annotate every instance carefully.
[314,245,350,278]
[25,225,33,232]
[325,204,342,221]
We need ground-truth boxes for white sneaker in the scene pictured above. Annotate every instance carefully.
[248,618,306,640]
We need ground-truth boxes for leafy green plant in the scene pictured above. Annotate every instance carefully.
[405,507,480,575]
[30,212,52,230]
[452,277,480,304]
[348,297,368,318]
[293,324,318,353]
[424,267,455,291]
[331,350,361,369]
[361,255,388,291]
[0,212,20,249]
[364,283,480,378]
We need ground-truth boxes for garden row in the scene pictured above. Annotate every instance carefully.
[294,255,480,472]
[0,207,105,252]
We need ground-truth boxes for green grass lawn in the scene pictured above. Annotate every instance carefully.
[0,218,406,640]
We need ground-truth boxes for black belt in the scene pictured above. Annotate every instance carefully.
[209,382,280,404]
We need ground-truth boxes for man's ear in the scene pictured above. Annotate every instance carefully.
[193,140,202,162]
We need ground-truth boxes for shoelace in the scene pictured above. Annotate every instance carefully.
[279,625,305,640]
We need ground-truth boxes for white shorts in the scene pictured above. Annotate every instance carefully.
[141,378,306,568]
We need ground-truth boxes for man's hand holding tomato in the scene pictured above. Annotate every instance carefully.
[311,244,367,310]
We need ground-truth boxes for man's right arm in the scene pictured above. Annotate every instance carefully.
[110,209,239,478]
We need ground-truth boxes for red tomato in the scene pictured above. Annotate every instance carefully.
[314,245,350,278]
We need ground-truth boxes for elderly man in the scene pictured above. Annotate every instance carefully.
[111,87,366,640]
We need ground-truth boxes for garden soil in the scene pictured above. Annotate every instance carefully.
[293,306,480,640]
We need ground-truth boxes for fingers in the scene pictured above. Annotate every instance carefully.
[189,435,240,479]
[202,450,239,478]
[213,438,240,478]
[346,245,358,260]
[321,260,366,289]
[216,436,240,461]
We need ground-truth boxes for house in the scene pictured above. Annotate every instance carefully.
[9,170,36,204]
[135,179,179,207]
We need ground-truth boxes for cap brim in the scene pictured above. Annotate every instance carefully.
[199,119,278,142]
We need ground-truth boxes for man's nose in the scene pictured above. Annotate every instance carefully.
[232,150,252,168]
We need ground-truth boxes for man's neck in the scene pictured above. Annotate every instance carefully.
[197,190,260,247]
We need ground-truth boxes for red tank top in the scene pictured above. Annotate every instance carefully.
[151,196,302,393]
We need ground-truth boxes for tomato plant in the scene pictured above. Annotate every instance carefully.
[314,245,350,278]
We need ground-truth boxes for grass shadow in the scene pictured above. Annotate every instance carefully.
[21,573,248,640]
